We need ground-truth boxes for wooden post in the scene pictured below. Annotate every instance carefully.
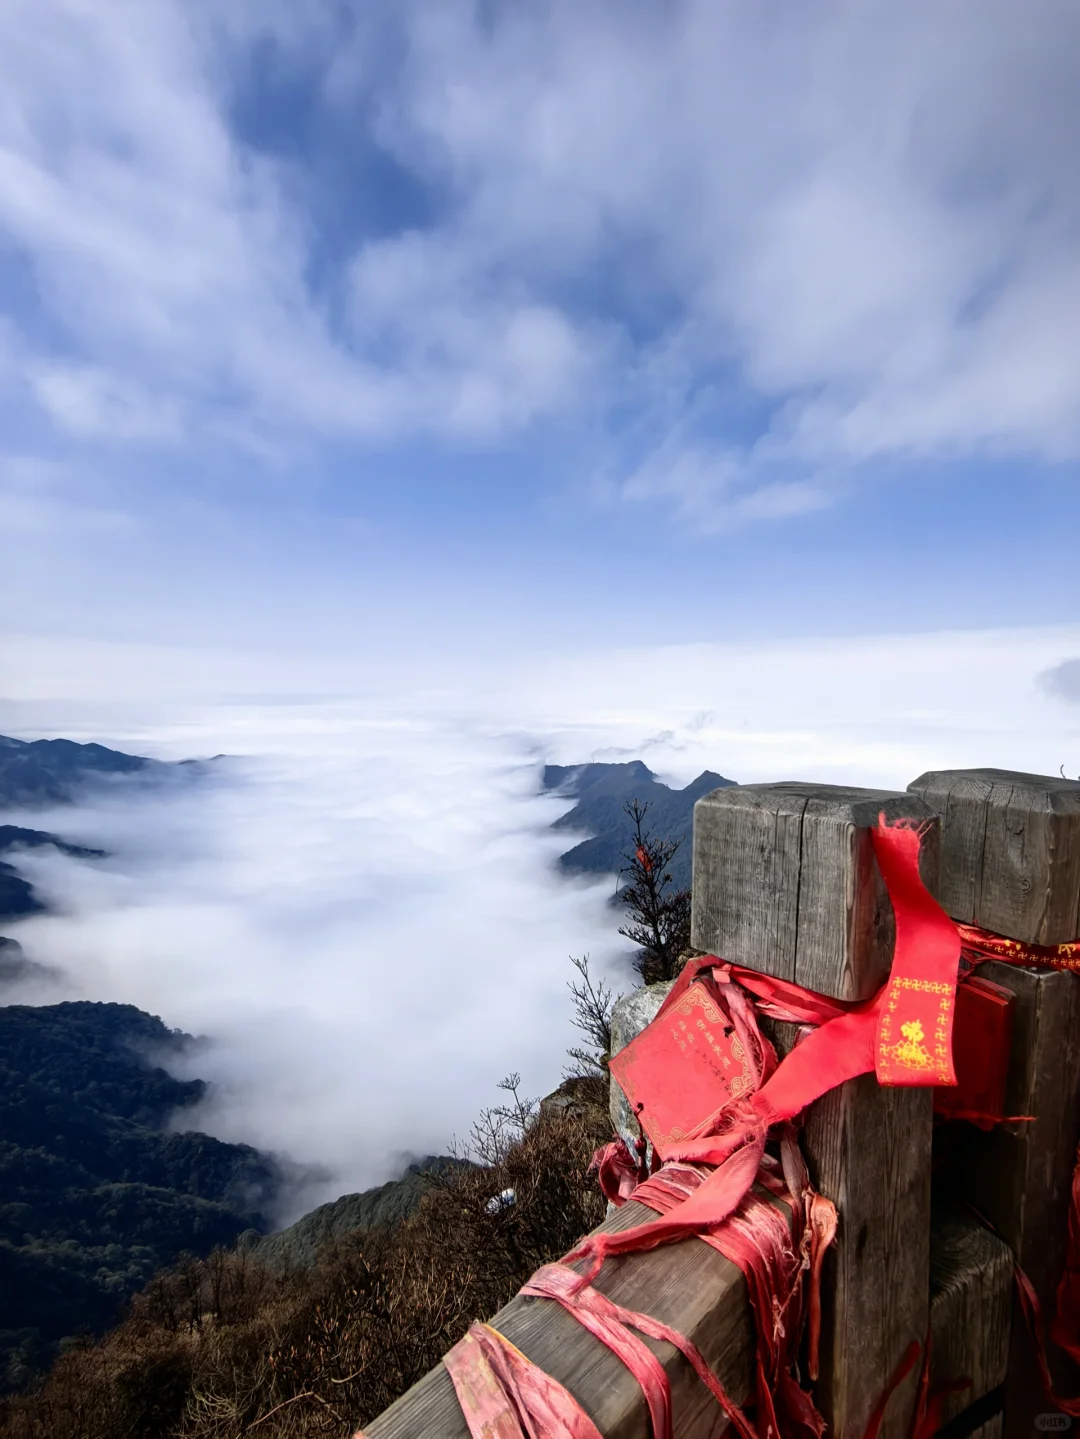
[362,1195,760,1439]
[929,1201,1012,1431]
[908,769,1080,1436]
[692,782,937,1438]
[908,768,1080,944]
[938,961,1080,1435]
[692,782,939,1001]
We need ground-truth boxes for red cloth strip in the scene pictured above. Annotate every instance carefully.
[870,821,960,1087]
[1012,1264,1080,1416]
[630,1153,833,1438]
[1054,1143,1080,1366]
[570,816,959,1279]
[443,1322,606,1439]
[523,1263,758,1439]
[959,923,1080,973]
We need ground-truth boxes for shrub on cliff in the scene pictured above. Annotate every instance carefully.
[0,1100,608,1439]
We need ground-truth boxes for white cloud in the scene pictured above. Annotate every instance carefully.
[3,715,632,1221]
[1040,658,1080,706]
[1,0,1079,518]
[3,621,1080,1223]
[371,0,1080,475]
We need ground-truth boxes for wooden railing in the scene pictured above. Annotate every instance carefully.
[359,768,1080,1439]
[363,1195,758,1439]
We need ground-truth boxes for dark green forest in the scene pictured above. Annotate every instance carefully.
[0,1001,280,1392]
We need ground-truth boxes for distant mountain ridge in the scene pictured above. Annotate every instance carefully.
[239,1156,469,1271]
[0,734,218,940]
[543,760,735,890]
[0,735,160,807]
[0,733,219,809]
[0,827,107,925]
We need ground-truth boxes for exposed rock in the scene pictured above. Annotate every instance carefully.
[608,980,675,1144]
[538,1073,608,1130]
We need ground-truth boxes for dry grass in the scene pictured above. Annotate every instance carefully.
[0,1094,609,1439]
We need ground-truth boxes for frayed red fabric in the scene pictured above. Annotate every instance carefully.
[435,821,967,1439]
[522,1263,757,1439]
[591,1135,650,1204]
[602,1143,834,1436]
[443,1322,606,1439]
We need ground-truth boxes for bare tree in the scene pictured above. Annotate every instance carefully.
[466,1073,538,1165]
[616,799,692,984]
[564,953,618,1079]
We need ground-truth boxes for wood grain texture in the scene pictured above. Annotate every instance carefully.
[940,963,1080,1438]
[691,787,938,1438]
[803,1078,931,1439]
[362,1195,758,1439]
[969,1417,1004,1439]
[691,782,939,1001]
[929,1202,1011,1425]
[761,1020,932,1439]
[908,768,1080,944]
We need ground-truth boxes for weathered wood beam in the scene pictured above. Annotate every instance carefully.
[362,1196,759,1439]
[908,768,1080,945]
[692,783,936,1439]
[929,1202,1012,1428]
[908,768,1080,1435]
[938,961,1080,1438]
[800,1082,931,1439]
[691,782,939,1000]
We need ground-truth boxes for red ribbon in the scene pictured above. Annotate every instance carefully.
[630,1148,834,1437]
[398,823,1039,1439]
[958,923,1080,974]
[443,1322,605,1439]
[567,817,961,1284]
[522,1262,757,1439]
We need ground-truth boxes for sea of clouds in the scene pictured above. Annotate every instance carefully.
[2,624,1080,1222]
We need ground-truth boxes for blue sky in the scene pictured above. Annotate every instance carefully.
[2,0,1080,663]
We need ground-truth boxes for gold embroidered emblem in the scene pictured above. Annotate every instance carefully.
[890,1019,933,1071]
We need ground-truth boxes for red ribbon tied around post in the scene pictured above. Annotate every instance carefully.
[567,816,961,1281]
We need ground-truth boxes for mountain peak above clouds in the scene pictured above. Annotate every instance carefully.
[0,734,224,809]
[542,761,736,889]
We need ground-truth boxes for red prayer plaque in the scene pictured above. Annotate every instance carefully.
[933,974,1013,1125]
[608,980,753,1152]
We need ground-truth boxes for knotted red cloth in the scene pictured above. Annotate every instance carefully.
[443,1322,605,1438]
[566,818,960,1283]
[627,1146,836,1438]
[376,817,959,1439]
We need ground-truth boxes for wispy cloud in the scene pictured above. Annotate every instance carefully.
[1,1,1078,531]
[1039,658,1080,707]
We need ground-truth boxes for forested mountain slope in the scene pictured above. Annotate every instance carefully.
[0,1001,279,1392]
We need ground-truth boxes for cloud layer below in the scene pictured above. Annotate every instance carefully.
[3,621,1080,1219]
